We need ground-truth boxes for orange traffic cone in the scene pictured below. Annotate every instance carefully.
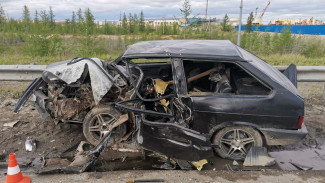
[3,153,30,183]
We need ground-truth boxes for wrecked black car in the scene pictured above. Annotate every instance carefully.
[15,40,307,163]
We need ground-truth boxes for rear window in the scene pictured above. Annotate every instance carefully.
[237,47,301,97]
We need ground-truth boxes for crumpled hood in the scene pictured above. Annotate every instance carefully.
[44,58,113,104]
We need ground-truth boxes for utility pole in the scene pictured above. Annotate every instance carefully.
[205,0,209,31]
[205,0,208,20]
[237,0,243,46]
[119,11,121,35]
[163,17,165,35]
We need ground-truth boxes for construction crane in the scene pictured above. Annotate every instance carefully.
[253,1,271,25]
[255,7,258,18]
[259,1,271,19]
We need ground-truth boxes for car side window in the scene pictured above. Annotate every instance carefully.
[183,60,271,96]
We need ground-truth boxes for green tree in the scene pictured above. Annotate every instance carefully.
[139,11,145,32]
[0,4,6,30]
[40,10,48,22]
[134,13,140,33]
[49,6,55,30]
[180,0,191,24]
[77,8,84,33]
[64,18,70,33]
[22,5,31,31]
[128,13,134,33]
[71,11,76,34]
[173,23,178,34]
[221,14,231,32]
[34,10,39,23]
[84,8,95,35]
[245,12,254,33]
[77,8,84,22]
[121,13,128,34]
[23,5,30,22]
[33,10,39,33]
[39,10,50,33]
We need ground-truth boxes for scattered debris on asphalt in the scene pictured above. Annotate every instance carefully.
[191,159,208,171]
[269,144,325,170]
[243,147,275,167]
[152,155,177,170]
[289,161,313,170]
[126,179,165,183]
[225,164,233,171]
[174,159,193,170]
[25,138,36,152]
[233,160,239,166]
[3,120,20,128]
[38,132,113,174]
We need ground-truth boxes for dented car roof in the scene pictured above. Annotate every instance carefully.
[122,40,245,60]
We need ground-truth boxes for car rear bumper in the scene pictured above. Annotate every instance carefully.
[260,123,308,146]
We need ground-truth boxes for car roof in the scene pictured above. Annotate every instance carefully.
[122,40,245,61]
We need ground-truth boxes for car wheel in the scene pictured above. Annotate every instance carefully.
[212,126,263,160]
[83,106,127,146]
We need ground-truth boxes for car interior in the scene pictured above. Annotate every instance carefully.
[182,60,271,96]
[137,59,271,97]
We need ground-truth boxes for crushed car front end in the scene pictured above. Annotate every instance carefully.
[14,57,129,124]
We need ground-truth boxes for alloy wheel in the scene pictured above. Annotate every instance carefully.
[219,129,255,160]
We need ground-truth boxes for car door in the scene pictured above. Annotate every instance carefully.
[137,58,214,161]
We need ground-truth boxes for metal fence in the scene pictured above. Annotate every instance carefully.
[235,25,325,35]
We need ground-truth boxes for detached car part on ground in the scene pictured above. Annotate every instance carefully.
[15,40,307,169]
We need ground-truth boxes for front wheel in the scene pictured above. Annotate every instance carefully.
[212,126,263,160]
[83,106,127,146]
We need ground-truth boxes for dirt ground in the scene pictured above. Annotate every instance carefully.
[1,170,325,183]
[0,81,324,182]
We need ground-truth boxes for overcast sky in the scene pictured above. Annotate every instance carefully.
[1,0,325,24]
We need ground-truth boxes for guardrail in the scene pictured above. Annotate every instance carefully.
[0,65,324,98]
[1,65,325,82]
[0,65,46,81]
[275,66,325,82]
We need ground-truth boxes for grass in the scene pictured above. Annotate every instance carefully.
[0,54,120,65]
[0,81,30,98]
[260,54,325,66]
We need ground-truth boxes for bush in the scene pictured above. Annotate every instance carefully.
[0,42,5,53]
[301,39,325,58]
[24,34,63,57]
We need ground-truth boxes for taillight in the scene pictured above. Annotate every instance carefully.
[297,116,304,129]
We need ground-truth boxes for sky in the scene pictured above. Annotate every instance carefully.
[1,0,325,24]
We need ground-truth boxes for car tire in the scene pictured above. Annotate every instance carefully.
[212,126,263,160]
[83,106,127,146]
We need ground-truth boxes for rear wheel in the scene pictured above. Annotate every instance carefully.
[212,126,263,160]
[83,106,127,146]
